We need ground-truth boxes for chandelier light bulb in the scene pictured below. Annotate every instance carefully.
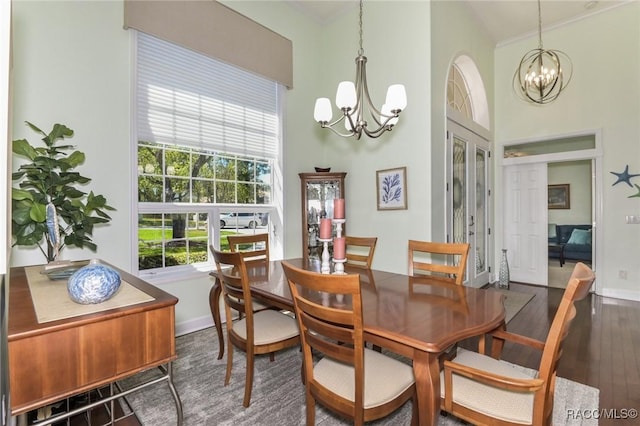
[335,81,357,110]
[385,84,407,111]
[314,98,332,122]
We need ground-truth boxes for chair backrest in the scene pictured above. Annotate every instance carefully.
[408,240,470,285]
[536,261,595,423]
[408,275,469,314]
[345,236,378,268]
[211,248,252,322]
[227,233,269,262]
[280,261,366,416]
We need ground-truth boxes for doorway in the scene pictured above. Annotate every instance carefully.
[547,160,593,287]
[445,56,492,288]
[502,132,601,290]
[447,119,491,288]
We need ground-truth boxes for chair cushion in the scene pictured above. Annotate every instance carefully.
[441,349,536,425]
[232,310,299,344]
[314,348,415,409]
[251,299,270,311]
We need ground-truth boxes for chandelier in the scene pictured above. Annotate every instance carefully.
[313,0,406,139]
[513,0,573,104]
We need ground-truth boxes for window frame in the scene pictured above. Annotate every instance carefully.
[131,30,284,281]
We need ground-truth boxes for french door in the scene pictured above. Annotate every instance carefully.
[446,120,491,288]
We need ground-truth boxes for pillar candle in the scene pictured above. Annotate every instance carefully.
[333,237,346,260]
[333,198,345,219]
[319,218,332,239]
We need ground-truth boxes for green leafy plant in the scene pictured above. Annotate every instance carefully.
[11,121,115,262]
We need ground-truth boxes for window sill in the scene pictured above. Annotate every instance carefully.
[139,264,215,286]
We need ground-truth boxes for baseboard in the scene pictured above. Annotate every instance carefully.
[600,288,640,302]
[175,315,215,337]
[175,310,236,337]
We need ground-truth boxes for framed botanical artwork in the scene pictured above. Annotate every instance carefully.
[548,184,570,209]
[376,167,407,210]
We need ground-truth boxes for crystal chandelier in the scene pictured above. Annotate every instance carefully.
[513,0,573,104]
[313,0,406,139]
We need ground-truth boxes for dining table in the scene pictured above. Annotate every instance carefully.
[208,258,505,425]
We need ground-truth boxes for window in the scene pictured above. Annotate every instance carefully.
[134,32,282,274]
[447,64,472,119]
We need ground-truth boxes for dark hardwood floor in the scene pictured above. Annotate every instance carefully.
[462,280,640,426]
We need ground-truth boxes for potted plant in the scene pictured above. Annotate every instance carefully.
[11,121,115,263]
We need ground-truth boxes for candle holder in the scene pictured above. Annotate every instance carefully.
[321,291,330,306]
[332,218,346,272]
[318,238,332,274]
[333,258,346,275]
[333,218,345,236]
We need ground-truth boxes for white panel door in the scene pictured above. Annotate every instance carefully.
[503,163,548,285]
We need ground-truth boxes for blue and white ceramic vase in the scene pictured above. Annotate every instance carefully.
[67,260,121,304]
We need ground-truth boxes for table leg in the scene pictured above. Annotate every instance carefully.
[412,350,441,426]
[208,278,224,360]
[167,362,184,426]
[490,322,507,359]
[16,413,27,426]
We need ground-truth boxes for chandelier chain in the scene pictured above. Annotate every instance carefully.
[537,0,543,50]
[358,0,364,56]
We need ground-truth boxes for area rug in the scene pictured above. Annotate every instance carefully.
[492,288,535,323]
[119,327,598,425]
[548,260,576,289]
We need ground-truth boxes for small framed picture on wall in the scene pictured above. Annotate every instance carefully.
[548,184,570,209]
[376,167,407,210]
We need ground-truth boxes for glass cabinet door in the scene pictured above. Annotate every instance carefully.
[299,172,346,263]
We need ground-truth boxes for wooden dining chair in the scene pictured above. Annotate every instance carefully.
[226,233,276,311]
[440,262,595,425]
[344,236,378,268]
[227,233,269,262]
[408,240,470,285]
[210,240,273,314]
[212,249,300,407]
[281,261,417,426]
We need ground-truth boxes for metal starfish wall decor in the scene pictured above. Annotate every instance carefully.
[610,165,640,198]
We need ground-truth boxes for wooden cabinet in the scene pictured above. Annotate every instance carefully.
[8,262,181,422]
[299,172,346,263]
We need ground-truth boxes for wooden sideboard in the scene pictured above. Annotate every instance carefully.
[8,261,182,424]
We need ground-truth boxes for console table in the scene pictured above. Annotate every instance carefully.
[8,261,183,425]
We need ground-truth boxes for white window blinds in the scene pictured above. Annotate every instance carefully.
[136,32,280,160]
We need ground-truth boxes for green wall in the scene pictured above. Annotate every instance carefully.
[10,1,640,332]
[495,1,640,299]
